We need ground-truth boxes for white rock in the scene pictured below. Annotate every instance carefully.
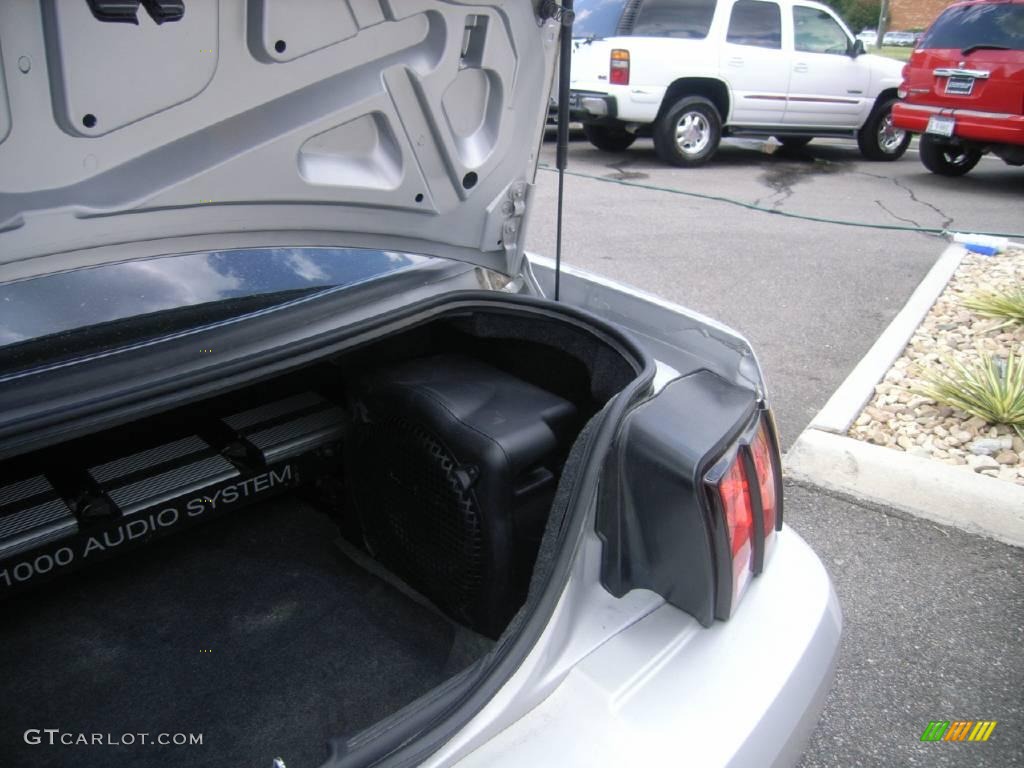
[969,438,1005,456]
[970,455,1000,472]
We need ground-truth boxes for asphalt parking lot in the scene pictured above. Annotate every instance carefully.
[528,137,1024,766]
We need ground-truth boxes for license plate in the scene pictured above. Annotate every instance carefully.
[926,115,955,137]
[945,75,974,95]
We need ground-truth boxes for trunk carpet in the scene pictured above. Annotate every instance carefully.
[0,499,460,768]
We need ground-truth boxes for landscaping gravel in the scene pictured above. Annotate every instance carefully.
[848,247,1024,485]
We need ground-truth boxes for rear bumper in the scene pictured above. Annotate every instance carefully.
[893,102,1024,146]
[568,90,618,124]
[456,527,842,767]
[568,86,663,125]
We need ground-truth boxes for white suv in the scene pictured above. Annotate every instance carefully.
[568,0,910,165]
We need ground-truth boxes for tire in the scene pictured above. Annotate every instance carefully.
[857,97,911,160]
[777,136,812,149]
[582,124,636,152]
[652,96,722,167]
[918,135,983,177]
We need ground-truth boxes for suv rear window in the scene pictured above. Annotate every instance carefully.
[727,0,783,48]
[920,3,1024,51]
[573,0,630,38]
[632,0,718,39]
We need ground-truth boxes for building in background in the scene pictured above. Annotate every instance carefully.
[889,0,956,30]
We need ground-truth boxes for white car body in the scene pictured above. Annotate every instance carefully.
[857,29,878,47]
[882,30,916,47]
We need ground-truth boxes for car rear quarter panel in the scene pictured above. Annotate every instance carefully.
[454,528,841,768]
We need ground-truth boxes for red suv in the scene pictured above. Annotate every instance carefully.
[892,0,1024,176]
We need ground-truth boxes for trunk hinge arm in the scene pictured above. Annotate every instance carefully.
[501,181,529,274]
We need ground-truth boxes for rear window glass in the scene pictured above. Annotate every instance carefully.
[920,3,1024,51]
[0,248,431,374]
[727,0,783,48]
[573,0,629,38]
[633,0,718,39]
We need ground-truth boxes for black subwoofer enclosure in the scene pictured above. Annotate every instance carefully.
[349,354,578,638]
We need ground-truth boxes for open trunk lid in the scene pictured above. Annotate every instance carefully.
[0,2,561,282]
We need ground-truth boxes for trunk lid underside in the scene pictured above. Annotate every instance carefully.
[0,2,559,280]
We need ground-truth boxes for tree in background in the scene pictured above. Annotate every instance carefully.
[826,0,883,33]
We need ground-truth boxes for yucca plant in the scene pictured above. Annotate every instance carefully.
[963,287,1024,328]
[916,352,1024,439]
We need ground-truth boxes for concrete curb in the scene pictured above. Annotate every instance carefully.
[811,243,966,434]
[785,243,1024,547]
[786,430,1024,547]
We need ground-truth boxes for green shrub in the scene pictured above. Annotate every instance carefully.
[824,0,880,33]
[963,287,1024,327]
[917,352,1024,439]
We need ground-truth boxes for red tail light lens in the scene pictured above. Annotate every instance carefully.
[610,49,629,85]
[718,455,754,609]
[707,410,783,619]
[751,419,778,541]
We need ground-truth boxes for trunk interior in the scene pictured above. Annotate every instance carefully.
[0,308,638,768]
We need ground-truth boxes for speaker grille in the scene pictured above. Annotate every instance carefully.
[353,411,483,623]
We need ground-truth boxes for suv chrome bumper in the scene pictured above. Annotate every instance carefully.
[568,90,618,123]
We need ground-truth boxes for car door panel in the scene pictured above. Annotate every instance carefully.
[720,0,789,125]
[785,5,871,127]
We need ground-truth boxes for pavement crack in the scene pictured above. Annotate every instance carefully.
[890,175,955,230]
[874,199,921,228]
[855,169,955,230]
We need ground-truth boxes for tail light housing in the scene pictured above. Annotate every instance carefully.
[705,410,782,619]
[610,49,630,85]
[897,63,910,98]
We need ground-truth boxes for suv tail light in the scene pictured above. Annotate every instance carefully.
[706,410,783,619]
[898,63,910,98]
[610,49,630,85]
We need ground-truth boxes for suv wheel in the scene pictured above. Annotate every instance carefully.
[582,124,637,152]
[857,97,911,160]
[653,96,721,167]
[918,135,983,177]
